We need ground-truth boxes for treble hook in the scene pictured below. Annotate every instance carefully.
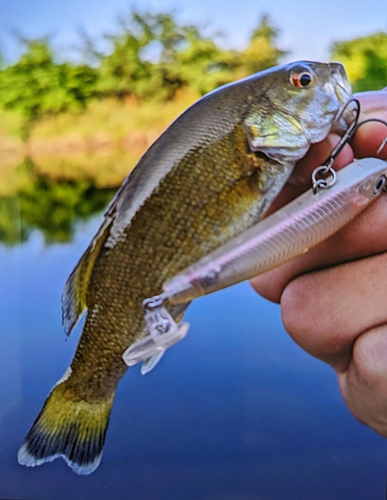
[313,100,387,194]
[323,98,361,169]
[312,98,360,193]
[326,99,387,162]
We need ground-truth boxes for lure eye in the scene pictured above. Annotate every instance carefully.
[289,70,314,88]
[374,175,386,195]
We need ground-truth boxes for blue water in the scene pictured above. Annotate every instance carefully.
[0,216,386,500]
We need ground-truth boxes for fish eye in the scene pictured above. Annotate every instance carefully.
[289,70,314,88]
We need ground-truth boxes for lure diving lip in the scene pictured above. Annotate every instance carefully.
[163,157,387,304]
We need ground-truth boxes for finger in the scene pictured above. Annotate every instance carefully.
[279,252,387,372]
[251,193,387,303]
[352,90,387,158]
[355,89,387,122]
[338,324,387,437]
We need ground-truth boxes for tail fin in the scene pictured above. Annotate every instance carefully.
[18,377,114,475]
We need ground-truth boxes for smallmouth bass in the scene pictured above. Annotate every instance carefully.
[18,61,353,474]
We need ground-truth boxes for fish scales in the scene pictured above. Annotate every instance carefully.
[18,61,354,475]
[68,125,278,399]
[161,158,387,304]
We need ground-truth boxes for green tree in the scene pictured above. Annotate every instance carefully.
[0,196,27,245]
[169,26,238,96]
[331,32,387,91]
[0,9,287,139]
[96,12,156,100]
[20,175,115,243]
[96,10,241,101]
[144,11,196,99]
[238,14,286,77]
[96,10,199,101]
[0,38,98,140]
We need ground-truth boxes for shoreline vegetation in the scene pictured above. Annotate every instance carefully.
[0,9,288,195]
[1,12,386,185]
[0,9,385,244]
[0,90,199,195]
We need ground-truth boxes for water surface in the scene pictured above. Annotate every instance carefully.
[0,180,386,499]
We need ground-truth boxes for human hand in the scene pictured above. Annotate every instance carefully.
[250,89,387,436]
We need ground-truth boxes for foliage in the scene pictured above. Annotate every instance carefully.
[94,11,236,100]
[95,12,157,100]
[331,32,387,92]
[95,12,286,99]
[0,11,286,133]
[20,175,115,243]
[0,196,27,244]
[0,158,116,245]
[0,39,98,139]
[237,14,287,77]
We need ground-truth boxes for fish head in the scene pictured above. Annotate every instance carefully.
[327,61,357,134]
[242,61,354,163]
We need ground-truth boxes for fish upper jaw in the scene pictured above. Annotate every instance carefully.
[329,62,352,95]
[328,62,356,135]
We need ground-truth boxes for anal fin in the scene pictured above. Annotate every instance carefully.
[61,217,112,335]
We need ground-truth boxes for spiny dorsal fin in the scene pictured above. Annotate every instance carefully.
[61,217,112,335]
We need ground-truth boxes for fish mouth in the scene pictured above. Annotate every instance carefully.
[329,62,352,96]
[328,62,357,135]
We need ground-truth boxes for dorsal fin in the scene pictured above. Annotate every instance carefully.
[61,217,112,335]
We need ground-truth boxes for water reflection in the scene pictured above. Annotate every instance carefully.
[1,220,386,499]
[0,155,386,499]
[0,158,116,245]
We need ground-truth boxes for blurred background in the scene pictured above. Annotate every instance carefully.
[1,2,387,499]
[0,0,386,244]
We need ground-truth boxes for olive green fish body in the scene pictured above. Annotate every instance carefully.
[67,126,288,400]
[18,61,353,474]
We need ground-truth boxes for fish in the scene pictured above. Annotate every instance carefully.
[18,61,354,475]
[161,157,387,304]
[122,157,387,372]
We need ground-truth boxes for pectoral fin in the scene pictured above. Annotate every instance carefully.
[61,217,112,335]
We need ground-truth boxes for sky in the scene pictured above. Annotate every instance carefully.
[0,0,386,64]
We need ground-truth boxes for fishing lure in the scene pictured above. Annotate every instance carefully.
[123,156,387,373]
